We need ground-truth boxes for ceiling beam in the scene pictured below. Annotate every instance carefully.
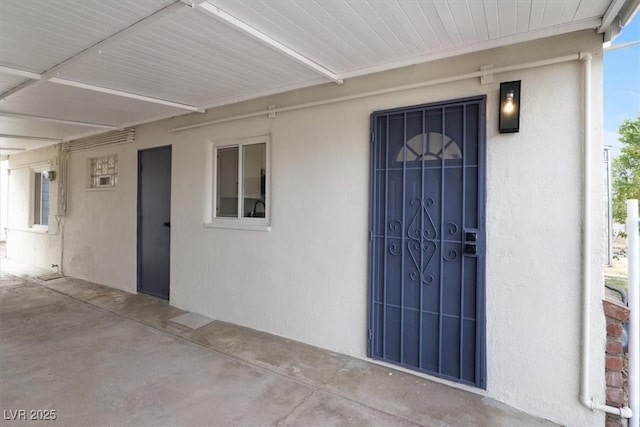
[599,0,627,33]
[0,112,120,129]
[0,65,41,80]
[0,134,61,141]
[0,64,203,112]
[196,2,343,84]
[604,39,640,51]
[621,0,640,25]
[0,148,27,152]
[0,1,190,101]
[49,78,204,112]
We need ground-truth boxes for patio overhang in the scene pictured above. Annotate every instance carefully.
[1,0,638,158]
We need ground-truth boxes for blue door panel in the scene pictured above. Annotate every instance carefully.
[464,258,478,319]
[421,312,439,372]
[369,97,486,388]
[402,309,420,366]
[463,319,477,382]
[138,146,172,300]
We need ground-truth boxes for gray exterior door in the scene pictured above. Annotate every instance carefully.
[369,96,486,388]
[138,146,171,300]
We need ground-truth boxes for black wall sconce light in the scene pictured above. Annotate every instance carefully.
[499,80,521,133]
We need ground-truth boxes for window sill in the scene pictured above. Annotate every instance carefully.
[204,219,271,232]
[8,227,49,234]
[85,187,117,192]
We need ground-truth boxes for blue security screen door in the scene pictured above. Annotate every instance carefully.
[369,96,486,388]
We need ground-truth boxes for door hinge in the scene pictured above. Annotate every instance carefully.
[367,329,372,342]
[370,132,375,144]
[369,230,373,242]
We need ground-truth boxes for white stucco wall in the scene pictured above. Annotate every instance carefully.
[486,55,603,424]
[6,31,606,425]
[62,145,138,291]
[1,160,8,241]
[6,146,61,270]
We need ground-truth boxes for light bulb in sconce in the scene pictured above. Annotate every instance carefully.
[503,91,515,115]
[499,80,520,133]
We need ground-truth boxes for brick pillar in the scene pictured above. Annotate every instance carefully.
[603,299,630,427]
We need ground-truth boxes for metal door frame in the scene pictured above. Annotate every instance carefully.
[367,95,487,388]
[137,145,172,299]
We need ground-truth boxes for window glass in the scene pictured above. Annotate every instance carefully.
[242,143,266,218]
[34,172,49,226]
[217,147,239,217]
[214,140,268,223]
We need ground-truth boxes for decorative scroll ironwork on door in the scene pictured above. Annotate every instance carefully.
[368,97,486,388]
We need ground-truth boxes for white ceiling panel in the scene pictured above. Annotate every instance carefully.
[416,1,456,51]
[561,1,583,23]
[0,115,89,157]
[484,1,501,39]
[349,1,421,55]
[2,82,184,131]
[0,116,91,139]
[0,0,175,73]
[515,0,533,33]
[574,0,611,21]
[0,135,60,156]
[446,1,483,45]
[211,0,383,72]
[541,1,571,28]
[497,0,519,37]
[529,0,547,30]
[432,1,464,47]
[57,9,324,107]
[0,73,26,93]
[0,0,628,154]
[210,0,612,76]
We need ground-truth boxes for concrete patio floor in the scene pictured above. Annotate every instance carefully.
[0,262,555,426]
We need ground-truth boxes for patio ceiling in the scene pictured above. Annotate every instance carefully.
[0,0,637,157]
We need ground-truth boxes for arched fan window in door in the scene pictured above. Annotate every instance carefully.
[395,132,462,162]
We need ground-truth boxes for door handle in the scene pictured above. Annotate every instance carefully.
[163,222,171,228]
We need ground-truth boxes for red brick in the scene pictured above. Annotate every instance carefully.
[607,323,623,338]
[606,387,625,406]
[606,356,623,371]
[603,300,630,322]
[606,371,623,387]
[606,340,623,354]
[606,413,625,427]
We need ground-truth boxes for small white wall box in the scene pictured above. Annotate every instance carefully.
[97,175,113,187]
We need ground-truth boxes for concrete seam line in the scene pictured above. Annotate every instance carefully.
[22,276,423,426]
[273,390,316,425]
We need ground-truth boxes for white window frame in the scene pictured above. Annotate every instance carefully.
[206,135,271,231]
[31,166,50,230]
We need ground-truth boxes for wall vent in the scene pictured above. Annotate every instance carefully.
[97,175,113,187]
[64,129,135,152]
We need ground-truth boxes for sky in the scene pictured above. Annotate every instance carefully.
[604,12,640,156]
